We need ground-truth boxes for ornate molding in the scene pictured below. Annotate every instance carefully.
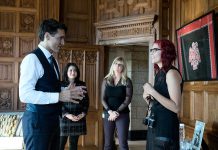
[19,13,35,33]
[86,51,97,64]
[0,88,13,110]
[20,0,36,8]
[71,51,84,64]
[95,15,155,45]
[0,37,14,57]
[58,49,71,62]
[97,0,157,21]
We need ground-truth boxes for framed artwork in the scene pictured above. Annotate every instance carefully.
[191,121,205,150]
[176,11,218,81]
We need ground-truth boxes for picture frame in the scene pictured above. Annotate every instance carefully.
[191,121,205,150]
[176,11,218,81]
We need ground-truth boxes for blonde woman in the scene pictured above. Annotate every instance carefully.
[101,57,133,150]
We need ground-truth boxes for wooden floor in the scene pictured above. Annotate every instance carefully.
[117,140,146,150]
[76,140,146,150]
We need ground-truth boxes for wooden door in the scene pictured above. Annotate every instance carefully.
[58,44,104,150]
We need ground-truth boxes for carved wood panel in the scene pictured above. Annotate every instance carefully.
[19,37,36,57]
[19,13,36,33]
[207,92,218,125]
[97,0,157,21]
[0,12,16,32]
[181,91,191,119]
[20,0,36,8]
[60,0,95,43]
[0,63,14,82]
[0,0,39,112]
[95,15,155,45]
[95,0,158,45]
[58,44,104,149]
[0,37,14,57]
[0,87,14,111]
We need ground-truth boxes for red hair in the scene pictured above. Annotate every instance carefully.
[153,39,177,73]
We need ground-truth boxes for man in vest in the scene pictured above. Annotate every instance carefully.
[19,19,86,150]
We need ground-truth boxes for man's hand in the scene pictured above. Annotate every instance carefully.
[59,83,87,103]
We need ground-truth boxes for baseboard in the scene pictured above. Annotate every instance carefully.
[128,130,147,141]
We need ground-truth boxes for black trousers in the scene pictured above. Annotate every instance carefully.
[22,111,60,150]
[103,113,130,150]
[59,135,79,150]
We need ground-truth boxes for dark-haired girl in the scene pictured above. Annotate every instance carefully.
[59,63,89,150]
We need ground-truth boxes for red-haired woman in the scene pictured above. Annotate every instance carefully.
[143,39,183,150]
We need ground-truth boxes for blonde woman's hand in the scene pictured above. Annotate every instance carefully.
[108,111,119,121]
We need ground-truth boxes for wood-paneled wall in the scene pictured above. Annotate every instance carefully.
[60,0,96,44]
[0,0,61,112]
[0,0,39,111]
[170,0,218,149]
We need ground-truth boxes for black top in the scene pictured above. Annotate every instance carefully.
[101,77,133,114]
[146,66,183,150]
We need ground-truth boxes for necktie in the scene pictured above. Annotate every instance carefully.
[49,55,60,79]
[49,55,55,67]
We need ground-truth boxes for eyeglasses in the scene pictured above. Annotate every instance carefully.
[114,62,123,67]
[150,48,161,53]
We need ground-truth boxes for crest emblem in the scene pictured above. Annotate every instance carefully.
[189,42,201,70]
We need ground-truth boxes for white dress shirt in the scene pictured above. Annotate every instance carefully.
[19,44,59,104]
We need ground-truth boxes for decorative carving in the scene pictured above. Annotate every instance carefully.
[19,37,35,57]
[101,22,152,40]
[0,12,16,32]
[0,88,12,110]
[20,14,35,33]
[72,51,84,64]
[0,37,14,57]
[20,0,36,8]
[0,63,13,82]
[95,15,154,45]
[86,51,97,63]
[0,0,16,7]
[97,0,156,21]
[58,49,71,62]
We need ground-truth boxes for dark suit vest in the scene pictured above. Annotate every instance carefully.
[26,48,61,115]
